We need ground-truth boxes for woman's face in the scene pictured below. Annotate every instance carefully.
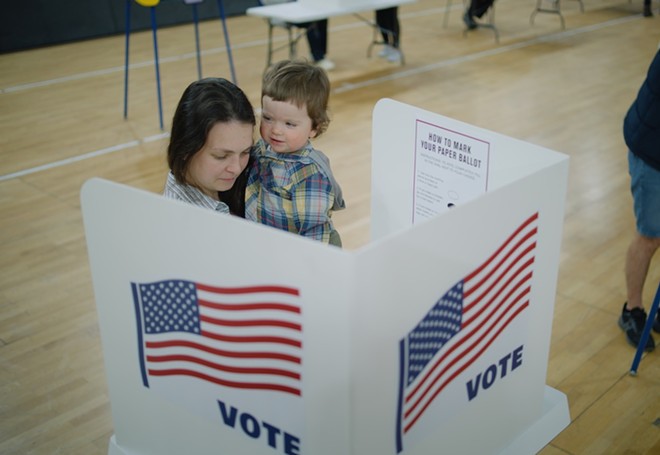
[186,121,253,198]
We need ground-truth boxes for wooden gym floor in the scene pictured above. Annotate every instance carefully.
[0,0,659,453]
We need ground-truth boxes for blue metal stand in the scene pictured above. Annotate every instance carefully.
[216,0,237,84]
[150,6,164,131]
[123,0,164,130]
[629,281,660,375]
[123,0,132,120]
[191,2,203,80]
[123,0,237,130]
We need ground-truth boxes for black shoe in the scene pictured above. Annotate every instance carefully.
[463,12,478,30]
[643,4,653,17]
[619,303,655,352]
[654,309,660,334]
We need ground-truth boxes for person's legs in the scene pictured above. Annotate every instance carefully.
[375,9,391,45]
[305,20,327,62]
[621,233,659,351]
[620,151,660,350]
[643,0,653,17]
[464,0,495,29]
[376,8,399,48]
[375,8,401,62]
[305,19,334,70]
[463,2,478,30]
[468,0,495,18]
[625,233,660,311]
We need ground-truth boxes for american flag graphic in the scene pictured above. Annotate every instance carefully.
[395,213,538,453]
[131,280,302,397]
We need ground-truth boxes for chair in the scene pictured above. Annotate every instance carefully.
[443,0,467,28]
[530,0,585,30]
[258,0,311,67]
[462,4,499,44]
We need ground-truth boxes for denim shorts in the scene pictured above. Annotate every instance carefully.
[629,150,660,237]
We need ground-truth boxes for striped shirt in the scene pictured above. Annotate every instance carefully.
[163,172,230,214]
[245,139,345,243]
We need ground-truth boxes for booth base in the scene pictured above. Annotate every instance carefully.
[107,386,569,455]
[108,436,126,455]
[500,385,570,455]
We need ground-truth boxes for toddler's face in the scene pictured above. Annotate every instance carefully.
[260,95,317,154]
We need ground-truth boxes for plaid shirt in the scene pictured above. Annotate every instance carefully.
[245,139,345,243]
[163,171,230,214]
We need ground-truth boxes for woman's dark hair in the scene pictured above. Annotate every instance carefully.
[217,154,253,217]
[167,77,256,215]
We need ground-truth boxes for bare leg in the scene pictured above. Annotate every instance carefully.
[625,232,660,310]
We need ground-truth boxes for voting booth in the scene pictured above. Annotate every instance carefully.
[82,99,570,455]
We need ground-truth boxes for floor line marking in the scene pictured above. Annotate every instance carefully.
[0,133,169,182]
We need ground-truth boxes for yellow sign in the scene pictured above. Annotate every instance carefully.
[135,0,160,6]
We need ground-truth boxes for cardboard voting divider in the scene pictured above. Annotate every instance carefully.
[82,99,570,455]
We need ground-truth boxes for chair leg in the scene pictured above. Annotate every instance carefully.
[267,24,274,67]
[288,27,296,59]
[443,0,453,28]
[530,0,565,30]
[367,21,378,58]
[488,6,499,43]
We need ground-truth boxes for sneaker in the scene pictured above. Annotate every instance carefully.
[643,4,653,17]
[619,303,655,352]
[314,58,335,71]
[386,48,402,64]
[378,45,394,59]
[463,12,478,30]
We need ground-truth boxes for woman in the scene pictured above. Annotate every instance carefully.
[164,77,256,216]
